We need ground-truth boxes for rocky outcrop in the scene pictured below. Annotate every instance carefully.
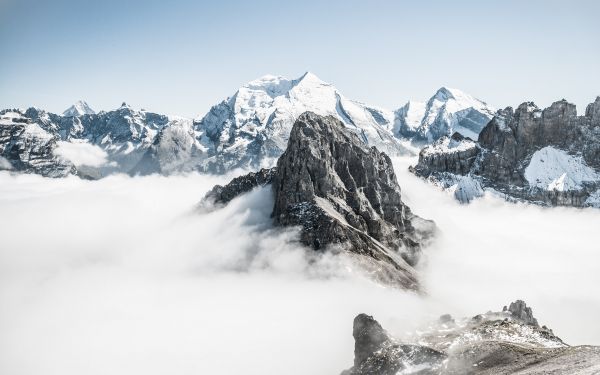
[202,112,435,290]
[342,314,446,375]
[504,300,539,327]
[342,300,600,375]
[412,98,600,207]
[203,168,276,206]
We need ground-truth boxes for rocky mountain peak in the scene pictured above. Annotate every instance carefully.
[194,73,408,173]
[585,96,600,121]
[62,100,95,117]
[505,299,539,326]
[352,314,390,367]
[395,87,495,142]
[431,86,457,101]
[203,111,435,289]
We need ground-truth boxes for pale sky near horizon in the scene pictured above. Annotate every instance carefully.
[0,0,598,118]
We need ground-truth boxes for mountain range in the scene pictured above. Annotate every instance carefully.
[0,72,494,177]
[411,97,600,208]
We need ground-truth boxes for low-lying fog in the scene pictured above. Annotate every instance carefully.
[1,157,599,375]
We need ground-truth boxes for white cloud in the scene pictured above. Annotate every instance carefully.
[54,141,110,167]
[0,156,12,170]
[0,156,599,374]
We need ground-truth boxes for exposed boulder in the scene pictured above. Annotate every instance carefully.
[202,112,436,290]
[412,98,600,207]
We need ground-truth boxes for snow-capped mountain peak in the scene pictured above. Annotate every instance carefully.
[194,72,407,172]
[431,86,457,101]
[62,100,95,117]
[395,87,495,142]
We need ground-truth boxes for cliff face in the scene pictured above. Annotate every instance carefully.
[412,98,600,207]
[203,112,435,290]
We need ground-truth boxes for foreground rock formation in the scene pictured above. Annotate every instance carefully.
[204,112,435,289]
[411,98,600,207]
[342,300,600,374]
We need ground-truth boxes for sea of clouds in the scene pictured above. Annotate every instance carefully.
[0,156,599,375]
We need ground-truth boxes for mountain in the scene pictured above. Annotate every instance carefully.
[411,97,600,207]
[0,110,75,177]
[62,100,95,117]
[0,105,192,177]
[203,112,435,289]
[341,300,600,374]
[0,74,497,178]
[395,87,495,142]
[190,72,410,173]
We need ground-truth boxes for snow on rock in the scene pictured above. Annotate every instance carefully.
[420,133,477,156]
[194,72,408,172]
[395,87,495,142]
[62,100,95,117]
[525,146,599,191]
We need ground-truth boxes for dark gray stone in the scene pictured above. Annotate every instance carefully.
[508,300,539,327]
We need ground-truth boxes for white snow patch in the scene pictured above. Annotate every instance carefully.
[421,136,477,156]
[525,147,599,191]
[62,100,95,117]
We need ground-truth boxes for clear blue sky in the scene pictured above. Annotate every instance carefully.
[1,0,598,117]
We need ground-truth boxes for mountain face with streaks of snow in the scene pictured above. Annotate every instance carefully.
[0,111,75,177]
[411,97,600,207]
[192,72,409,173]
[0,74,496,178]
[62,100,96,117]
[395,87,495,142]
[0,104,193,177]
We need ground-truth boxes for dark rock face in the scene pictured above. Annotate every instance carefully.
[352,314,390,367]
[412,98,600,207]
[203,168,276,206]
[504,300,539,327]
[272,112,434,267]
[342,300,600,375]
[343,314,446,375]
[203,112,435,289]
